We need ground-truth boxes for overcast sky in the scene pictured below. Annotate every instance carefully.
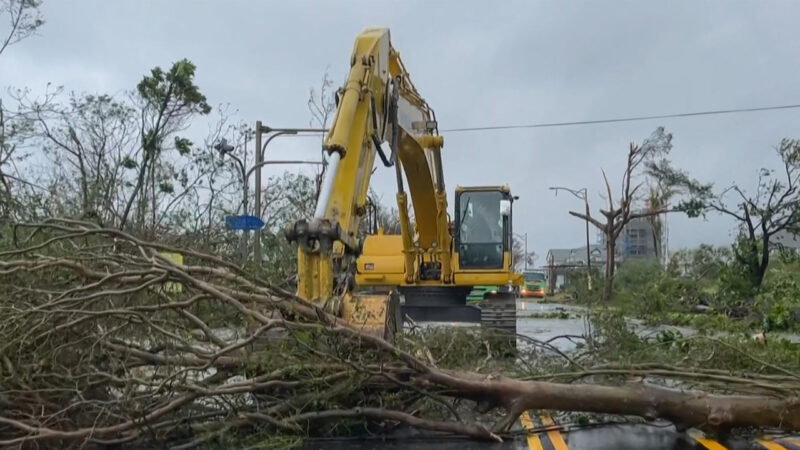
[4,1,800,263]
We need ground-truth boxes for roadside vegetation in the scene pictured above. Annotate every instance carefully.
[560,241,800,335]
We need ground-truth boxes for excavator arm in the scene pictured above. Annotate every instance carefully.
[286,28,451,302]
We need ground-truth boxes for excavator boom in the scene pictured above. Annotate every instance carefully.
[287,28,450,301]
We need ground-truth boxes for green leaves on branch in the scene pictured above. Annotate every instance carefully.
[136,59,209,157]
[158,181,174,194]
[119,58,212,231]
[136,59,211,116]
[0,0,45,58]
[120,157,137,169]
[644,159,713,217]
[174,136,192,156]
[677,198,708,218]
[778,138,800,166]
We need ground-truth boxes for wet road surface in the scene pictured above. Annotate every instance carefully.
[511,411,800,450]
[303,411,800,449]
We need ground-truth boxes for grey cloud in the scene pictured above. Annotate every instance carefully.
[4,0,800,261]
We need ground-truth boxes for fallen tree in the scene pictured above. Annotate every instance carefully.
[0,219,799,448]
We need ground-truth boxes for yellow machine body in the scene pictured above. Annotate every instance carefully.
[355,233,521,288]
[287,28,522,337]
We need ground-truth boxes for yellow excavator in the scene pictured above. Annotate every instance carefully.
[286,27,523,339]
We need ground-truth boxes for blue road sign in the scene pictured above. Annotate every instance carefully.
[225,215,265,230]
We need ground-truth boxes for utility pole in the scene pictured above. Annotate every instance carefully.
[254,121,263,270]
[525,232,528,270]
[513,232,528,270]
[242,130,251,263]
[585,198,591,269]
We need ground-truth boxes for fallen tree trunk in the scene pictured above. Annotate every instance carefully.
[418,370,800,433]
[0,219,798,448]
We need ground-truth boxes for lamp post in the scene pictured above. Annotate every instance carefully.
[216,125,325,270]
[548,186,591,267]
[253,122,328,272]
[215,137,249,263]
[549,186,592,290]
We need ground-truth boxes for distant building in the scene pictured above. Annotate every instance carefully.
[544,212,665,293]
[545,245,604,293]
[598,213,661,263]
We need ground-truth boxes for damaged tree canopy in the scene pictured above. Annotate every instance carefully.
[0,219,799,448]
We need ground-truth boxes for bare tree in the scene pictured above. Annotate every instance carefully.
[307,68,336,198]
[569,127,674,300]
[0,0,43,58]
[0,87,59,220]
[0,1,44,218]
[0,96,29,218]
[184,106,244,240]
[18,90,137,224]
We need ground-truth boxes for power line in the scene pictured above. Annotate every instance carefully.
[440,103,800,133]
[269,102,800,137]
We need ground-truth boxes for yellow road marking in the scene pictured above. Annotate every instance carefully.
[539,413,569,450]
[519,411,545,450]
[692,434,728,450]
[757,438,789,450]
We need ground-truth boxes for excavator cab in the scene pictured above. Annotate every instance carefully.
[452,185,520,335]
[454,187,514,271]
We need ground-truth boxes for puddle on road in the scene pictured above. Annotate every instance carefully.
[516,301,711,353]
[517,317,587,352]
[516,301,588,352]
[516,300,800,351]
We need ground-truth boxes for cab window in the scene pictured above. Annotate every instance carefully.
[457,191,504,269]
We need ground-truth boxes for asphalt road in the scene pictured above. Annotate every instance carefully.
[302,417,800,450]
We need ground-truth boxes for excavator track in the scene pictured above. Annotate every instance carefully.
[479,291,517,338]
[398,286,480,323]
[398,286,518,344]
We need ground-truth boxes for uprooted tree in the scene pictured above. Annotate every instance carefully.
[307,68,336,200]
[567,127,675,300]
[0,219,799,448]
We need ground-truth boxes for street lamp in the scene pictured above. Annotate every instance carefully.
[549,186,594,292]
[216,127,325,269]
[215,137,249,262]
[548,186,591,269]
[252,122,328,272]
